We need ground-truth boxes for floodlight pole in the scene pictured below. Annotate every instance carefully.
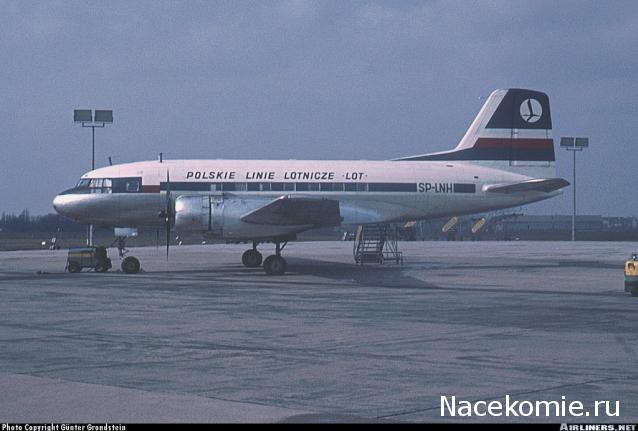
[84,122,106,170]
[82,123,105,246]
[560,137,589,241]
[572,150,576,241]
[74,109,112,246]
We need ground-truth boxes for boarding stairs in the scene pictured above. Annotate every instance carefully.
[353,224,403,265]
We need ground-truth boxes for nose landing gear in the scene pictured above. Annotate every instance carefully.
[121,255,141,274]
[111,235,141,274]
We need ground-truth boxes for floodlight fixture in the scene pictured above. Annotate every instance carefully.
[94,110,113,123]
[560,137,575,148]
[74,109,93,123]
[574,137,589,148]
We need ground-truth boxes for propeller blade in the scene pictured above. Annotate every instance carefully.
[166,220,170,260]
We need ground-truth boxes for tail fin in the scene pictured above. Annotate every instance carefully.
[396,88,555,174]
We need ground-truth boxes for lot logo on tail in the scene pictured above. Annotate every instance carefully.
[520,98,542,123]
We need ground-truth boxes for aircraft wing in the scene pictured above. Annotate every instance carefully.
[240,196,341,226]
[483,178,570,194]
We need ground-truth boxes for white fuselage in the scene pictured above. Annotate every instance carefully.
[53,159,559,240]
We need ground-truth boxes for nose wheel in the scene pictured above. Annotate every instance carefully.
[111,236,141,274]
[121,256,141,274]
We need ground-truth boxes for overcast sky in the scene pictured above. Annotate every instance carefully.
[1,0,637,216]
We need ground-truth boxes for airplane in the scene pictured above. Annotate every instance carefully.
[53,88,569,275]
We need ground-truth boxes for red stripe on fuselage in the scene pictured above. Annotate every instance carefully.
[141,185,160,193]
[474,138,553,149]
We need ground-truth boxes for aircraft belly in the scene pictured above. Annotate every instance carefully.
[439,191,552,216]
[340,195,421,225]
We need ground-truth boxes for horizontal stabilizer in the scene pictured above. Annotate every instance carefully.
[483,178,570,194]
[241,196,341,226]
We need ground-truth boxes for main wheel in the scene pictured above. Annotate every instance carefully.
[121,256,141,274]
[67,262,81,273]
[263,255,287,275]
[242,249,263,267]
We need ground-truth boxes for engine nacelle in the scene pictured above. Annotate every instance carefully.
[174,195,220,232]
[173,194,298,239]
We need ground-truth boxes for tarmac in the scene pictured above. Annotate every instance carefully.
[0,241,636,423]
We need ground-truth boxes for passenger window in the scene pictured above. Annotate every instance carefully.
[321,183,343,192]
[126,180,140,192]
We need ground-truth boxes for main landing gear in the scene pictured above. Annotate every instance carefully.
[241,240,288,276]
[241,241,263,268]
[111,236,141,274]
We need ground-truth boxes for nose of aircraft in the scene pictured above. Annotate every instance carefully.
[52,193,66,215]
[52,193,81,218]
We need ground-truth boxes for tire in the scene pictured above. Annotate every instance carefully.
[242,250,263,268]
[121,256,141,274]
[263,255,287,276]
[95,261,109,273]
[67,262,81,273]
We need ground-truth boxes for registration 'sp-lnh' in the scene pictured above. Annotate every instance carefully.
[53,88,569,275]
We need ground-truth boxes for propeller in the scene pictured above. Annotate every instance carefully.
[159,170,174,260]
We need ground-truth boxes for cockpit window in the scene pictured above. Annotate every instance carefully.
[69,177,141,194]
[75,178,112,194]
